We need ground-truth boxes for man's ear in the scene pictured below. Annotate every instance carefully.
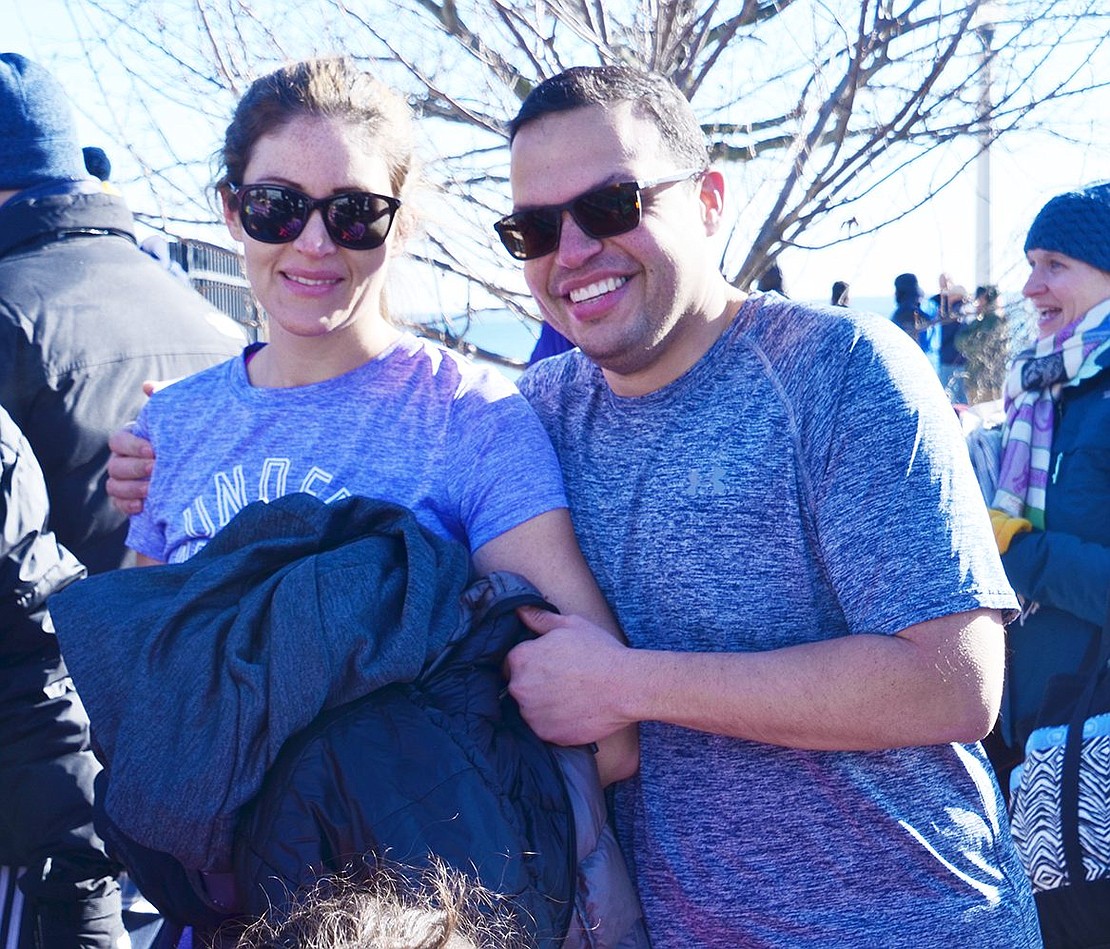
[220,187,244,243]
[698,169,726,235]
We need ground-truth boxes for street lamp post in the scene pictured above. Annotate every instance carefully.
[973,1,1003,291]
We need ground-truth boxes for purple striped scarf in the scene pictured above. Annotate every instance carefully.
[993,299,1110,528]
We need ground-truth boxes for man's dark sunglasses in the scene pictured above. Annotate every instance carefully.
[228,183,402,250]
[494,169,704,261]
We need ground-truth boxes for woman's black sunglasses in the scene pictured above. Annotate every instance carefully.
[228,183,402,250]
[494,169,703,261]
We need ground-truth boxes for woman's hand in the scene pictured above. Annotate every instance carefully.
[988,508,1033,554]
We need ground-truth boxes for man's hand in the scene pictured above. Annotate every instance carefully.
[512,607,1003,753]
[506,606,631,747]
[106,427,155,515]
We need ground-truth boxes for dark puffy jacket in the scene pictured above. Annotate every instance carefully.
[1,407,124,948]
[0,187,246,574]
[51,494,647,947]
[1001,359,1110,749]
[232,571,577,945]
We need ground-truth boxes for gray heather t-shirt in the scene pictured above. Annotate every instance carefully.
[519,295,1040,947]
[128,333,567,563]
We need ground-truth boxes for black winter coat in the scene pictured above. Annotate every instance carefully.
[233,571,576,945]
[1,406,122,948]
[0,187,245,573]
[52,495,580,944]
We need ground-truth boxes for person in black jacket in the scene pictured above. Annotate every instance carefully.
[0,51,245,949]
[0,406,120,947]
[0,52,247,576]
[890,271,930,344]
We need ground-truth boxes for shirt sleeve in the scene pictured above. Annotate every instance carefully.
[447,378,568,553]
[804,322,1017,635]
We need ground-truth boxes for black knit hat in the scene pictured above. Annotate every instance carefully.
[894,272,923,304]
[83,145,111,182]
[1024,181,1110,273]
[0,52,86,190]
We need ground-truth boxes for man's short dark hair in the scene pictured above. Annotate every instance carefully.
[508,66,709,170]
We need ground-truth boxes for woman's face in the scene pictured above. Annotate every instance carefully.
[223,114,398,345]
[1023,248,1110,339]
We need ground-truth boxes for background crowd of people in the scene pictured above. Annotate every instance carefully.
[884,271,1015,406]
[3,45,1109,949]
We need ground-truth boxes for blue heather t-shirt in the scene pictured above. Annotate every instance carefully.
[519,295,1040,947]
[128,332,567,563]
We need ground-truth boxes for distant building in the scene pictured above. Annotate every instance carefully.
[166,237,265,340]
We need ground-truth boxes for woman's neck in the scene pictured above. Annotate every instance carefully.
[247,320,402,388]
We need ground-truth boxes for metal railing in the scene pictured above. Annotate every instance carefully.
[165,238,265,339]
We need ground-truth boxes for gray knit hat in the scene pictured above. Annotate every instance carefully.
[1024,181,1110,273]
[0,53,87,190]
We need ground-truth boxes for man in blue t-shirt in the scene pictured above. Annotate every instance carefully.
[496,66,1041,946]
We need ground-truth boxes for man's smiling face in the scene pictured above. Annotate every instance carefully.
[510,102,723,394]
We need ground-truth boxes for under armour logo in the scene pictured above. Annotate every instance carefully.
[688,466,727,496]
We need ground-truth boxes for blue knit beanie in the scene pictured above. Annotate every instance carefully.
[83,145,111,181]
[0,53,87,190]
[1024,181,1110,273]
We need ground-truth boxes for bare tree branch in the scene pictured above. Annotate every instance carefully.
[56,0,1110,354]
